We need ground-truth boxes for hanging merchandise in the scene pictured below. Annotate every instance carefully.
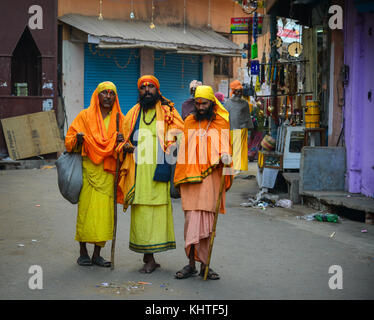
[279,65,285,87]
[248,77,255,96]
[250,60,260,75]
[251,12,258,59]
[267,65,272,85]
[288,64,297,94]
[150,0,156,29]
[260,49,266,84]
[98,0,103,20]
[251,43,258,59]
[255,76,261,92]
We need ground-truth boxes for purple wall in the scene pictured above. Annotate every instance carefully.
[344,0,374,198]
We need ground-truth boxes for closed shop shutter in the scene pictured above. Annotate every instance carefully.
[154,51,202,114]
[84,44,140,115]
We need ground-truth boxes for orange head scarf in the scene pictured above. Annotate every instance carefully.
[65,81,125,174]
[230,79,243,97]
[137,75,160,92]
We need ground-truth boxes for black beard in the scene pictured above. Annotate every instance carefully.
[138,91,161,110]
[193,104,215,121]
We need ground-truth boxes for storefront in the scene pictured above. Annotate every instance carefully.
[59,14,240,126]
[0,0,58,156]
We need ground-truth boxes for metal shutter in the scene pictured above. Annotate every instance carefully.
[84,44,140,115]
[154,51,202,114]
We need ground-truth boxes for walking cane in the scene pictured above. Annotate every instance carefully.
[111,112,120,270]
[203,164,228,280]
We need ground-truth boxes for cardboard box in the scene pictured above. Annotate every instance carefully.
[1,111,64,160]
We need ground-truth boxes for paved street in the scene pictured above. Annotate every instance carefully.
[0,165,373,300]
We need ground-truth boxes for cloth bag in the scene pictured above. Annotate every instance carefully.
[55,151,83,204]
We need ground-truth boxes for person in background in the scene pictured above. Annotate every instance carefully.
[214,92,226,106]
[181,80,202,120]
[224,80,254,174]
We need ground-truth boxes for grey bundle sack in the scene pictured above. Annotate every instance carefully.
[55,151,83,204]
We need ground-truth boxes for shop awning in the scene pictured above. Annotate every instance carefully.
[59,14,242,56]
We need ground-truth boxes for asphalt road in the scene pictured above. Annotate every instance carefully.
[0,166,373,300]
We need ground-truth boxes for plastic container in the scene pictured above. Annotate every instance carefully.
[305,101,320,128]
[314,213,339,223]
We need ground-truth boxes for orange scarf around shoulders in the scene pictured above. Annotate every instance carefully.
[65,86,126,202]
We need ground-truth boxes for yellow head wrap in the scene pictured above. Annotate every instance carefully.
[96,81,117,95]
[194,85,229,123]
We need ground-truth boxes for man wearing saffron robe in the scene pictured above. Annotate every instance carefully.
[225,80,253,173]
[174,85,233,280]
[118,75,184,273]
[65,81,125,267]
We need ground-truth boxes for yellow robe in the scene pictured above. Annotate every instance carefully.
[129,108,176,253]
[75,113,114,247]
[230,128,248,172]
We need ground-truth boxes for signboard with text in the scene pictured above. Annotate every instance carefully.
[230,16,263,34]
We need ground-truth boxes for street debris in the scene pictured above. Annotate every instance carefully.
[240,189,280,210]
[160,283,174,292]
[296,212,340,223]
[275,199,292,208]
[361,229,368,233]
[35,204,41,207]
[41,165,55,170]
[330,232,336,238]
[296,214,316,221]
[17,244,24,247]
[235,174,255,180]
[96,281,151,295]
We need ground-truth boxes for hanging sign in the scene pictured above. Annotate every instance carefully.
[230,16,263,34]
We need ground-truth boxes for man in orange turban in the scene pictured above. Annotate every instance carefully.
[65,81,125,268]
[118,75,184,273]
[226,80,253,173]
[174,85,233,280]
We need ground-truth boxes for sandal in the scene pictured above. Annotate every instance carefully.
[77,255,93,266]
[200,267,220,280]
[175,265,197,279]
[92,256,111,268]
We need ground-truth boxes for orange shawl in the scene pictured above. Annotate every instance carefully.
[118,99,184,211]
[173,111,233,192]
[65,86,126,202]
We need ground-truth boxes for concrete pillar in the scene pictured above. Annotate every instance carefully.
[140,48,154,76]
[62,40,84,131]
[202,55,214,87]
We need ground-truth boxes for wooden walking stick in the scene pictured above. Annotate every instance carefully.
[111,112,120,270]
[204,164,228,280]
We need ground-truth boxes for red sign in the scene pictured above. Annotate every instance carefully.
[277,27,300,39]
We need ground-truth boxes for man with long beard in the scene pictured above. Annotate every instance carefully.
[118,75,184,273]
[173,85,233,280]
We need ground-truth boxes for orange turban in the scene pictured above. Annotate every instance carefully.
[230,80,243,91]
[137,75,160,91]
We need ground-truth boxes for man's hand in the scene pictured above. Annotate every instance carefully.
[123,142,135,154]
[117,133,124,143]
[76,132,85,145]
[221,153,232,166]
